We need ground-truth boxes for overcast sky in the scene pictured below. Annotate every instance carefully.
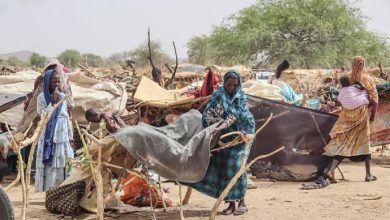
[0,0,389,58]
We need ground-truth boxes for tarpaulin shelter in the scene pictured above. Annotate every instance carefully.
[247,95,338,181]
[0,70,128,126]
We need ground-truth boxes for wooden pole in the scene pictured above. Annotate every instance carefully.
[177,181,185,220]
[209,146,285,220]
[75,122,103,219]
[182,187,192,205]
[25,138,39,207]
[169,41,178,86]
[6,125,26,220]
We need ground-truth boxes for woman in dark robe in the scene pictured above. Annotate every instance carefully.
[189,70,255,215]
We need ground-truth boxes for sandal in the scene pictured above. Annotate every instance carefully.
[234,206,248,216]
[365,176,377,182]
[222,203,236,215]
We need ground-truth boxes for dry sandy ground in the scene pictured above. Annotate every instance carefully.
[5,152,390,220]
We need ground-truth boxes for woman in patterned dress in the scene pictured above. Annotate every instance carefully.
[189,70,255,215]
[323,56,378,183]
[35,69,74,192]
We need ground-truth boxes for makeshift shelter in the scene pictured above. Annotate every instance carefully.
[0,70,128,126]
[247,95,338,181]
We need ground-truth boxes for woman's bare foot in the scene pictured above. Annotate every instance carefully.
[326,171,337,184]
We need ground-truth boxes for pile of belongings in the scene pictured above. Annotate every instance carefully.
[45,110,219,216]
[242,80,286,101]
[120,173,173,208]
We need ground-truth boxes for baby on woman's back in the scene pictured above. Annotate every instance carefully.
[337,75,369,110]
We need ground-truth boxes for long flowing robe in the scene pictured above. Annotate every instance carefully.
[323,75,378,158]
[35,93,74,192]
[189,71,255,201]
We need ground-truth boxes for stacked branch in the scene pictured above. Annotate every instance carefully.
[5,95,68,220]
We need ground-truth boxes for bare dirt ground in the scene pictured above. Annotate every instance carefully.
[4,151,390,220]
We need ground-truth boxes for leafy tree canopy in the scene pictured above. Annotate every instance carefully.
[30,53,47,68]
[57,49,81,68]
[187,0,390,68]
[82,53,103,67]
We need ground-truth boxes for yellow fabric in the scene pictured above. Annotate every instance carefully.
[361,75,379,103]
[323,105,370,157]
[134,77,194,108]
[350,56,378,103]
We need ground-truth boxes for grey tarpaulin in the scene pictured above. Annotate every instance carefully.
[114,110,220,183]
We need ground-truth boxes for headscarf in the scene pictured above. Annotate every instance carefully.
[42,69,63,165]
[350,56,365,83]
[203,70,255,133]
[44,58,74,108]
[199,69,219,97]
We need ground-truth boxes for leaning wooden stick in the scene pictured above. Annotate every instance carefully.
[75,121,104,219]
[5,124,27,220]
[209,137,250,220]
[18,95,69,148]
[212,113,274,152]
[25,138,39,207]
[81,129,109,147]
[182,187,192,205]
[4,164,20,191]
[96,149,104,220]
[177,181,185,220]
[208,113,277,220]
[209,145,285,220]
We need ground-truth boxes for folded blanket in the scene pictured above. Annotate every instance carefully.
[338,86,369,110]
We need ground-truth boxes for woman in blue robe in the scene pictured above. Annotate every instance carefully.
[35,69,74,192]
[190,70,255,216]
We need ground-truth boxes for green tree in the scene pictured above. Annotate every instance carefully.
[57,49,81,68]
[187,35,211,65]
[30,53,47,68]
[5,56,25,67]
[128,41,173,67]
[82,53,103,67]
[187,0,390,68]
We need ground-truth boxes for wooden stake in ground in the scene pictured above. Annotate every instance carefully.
[25,138,39,207]
[209,145,285,220]
[177,181,185,220]
[147,27,161,85]
[169,41,178,87]
[182,187,192,205]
